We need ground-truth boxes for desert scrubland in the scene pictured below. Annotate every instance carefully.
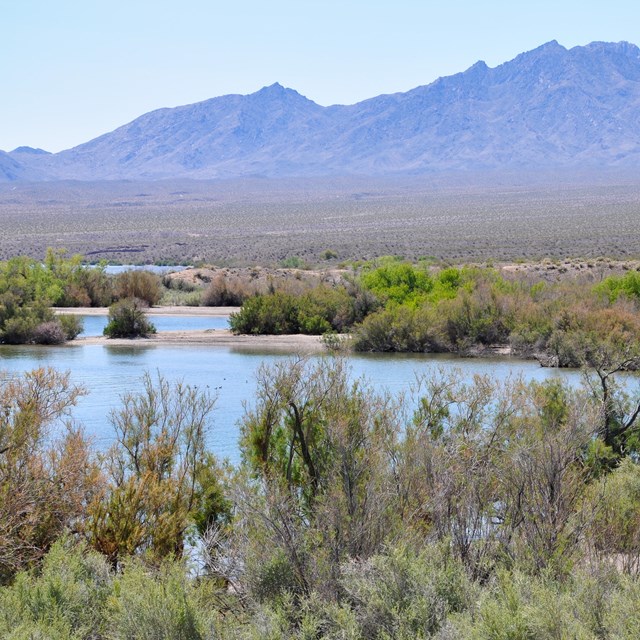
[2,173,640,265]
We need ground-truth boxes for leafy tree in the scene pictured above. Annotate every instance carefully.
[0,252,91,343]
[236,357,400,599]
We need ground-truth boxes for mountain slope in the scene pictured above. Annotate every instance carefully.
[5,40,640,181]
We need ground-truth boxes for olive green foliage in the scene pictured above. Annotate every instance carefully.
[113,270,162,306]
[226,259,640,366]
[237,358,400,599]
[0,539,112,639]
[44,249,112,307]
[88,373,219,568]
[0,540,217,640]
[103,298,156,338]
[230,285,356,335]
[0,369,99,583]
[0,250,111,343]
[279,256,307,269]
[201,274,248,306]
[0,256,60,344]
[586,458,640,575]
[353,263,640,366]
[56,314,84,340]
[107,560,210,640]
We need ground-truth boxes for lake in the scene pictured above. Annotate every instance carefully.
[0,325,596,463]
[78,313,231,337]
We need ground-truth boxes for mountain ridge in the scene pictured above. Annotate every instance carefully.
[4,40,640,181]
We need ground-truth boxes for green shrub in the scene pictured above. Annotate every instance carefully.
[103,298,156,338]
[1,313,41,344]
[360,262,433,306]
[0,540,112,639]
[595,271,640,304]
[339,544,474,638]
[114,270,162,306]
[353,305,445,352]
[57,314,84,340]
[107,561,207,640]
[279,256,307,269]
[230,292,299,334]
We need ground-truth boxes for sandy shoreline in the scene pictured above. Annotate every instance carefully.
[55,306,323,352]
[72,329,325,352]
[55,306,239,317]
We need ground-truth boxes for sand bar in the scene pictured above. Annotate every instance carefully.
[73,329,325,352]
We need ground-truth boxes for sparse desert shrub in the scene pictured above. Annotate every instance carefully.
[103,298,156,338]
[114,270,162,306]
[321,249,338,260]
[160,288,202,307]
[202,274,251,306]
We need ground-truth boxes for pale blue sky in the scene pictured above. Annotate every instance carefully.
[2,0,639,152]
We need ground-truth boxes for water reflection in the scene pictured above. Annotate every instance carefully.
[0,341,632,464]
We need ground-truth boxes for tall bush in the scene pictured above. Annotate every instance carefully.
[103,298,156,338]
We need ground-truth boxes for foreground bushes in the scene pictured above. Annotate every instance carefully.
[2,358,640,637]
[0,541,216,640]
[3,536,640,639]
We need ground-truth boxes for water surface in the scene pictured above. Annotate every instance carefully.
[78,314,230,337]
[0,340,594,463]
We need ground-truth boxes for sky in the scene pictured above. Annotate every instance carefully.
[2,0,639,152]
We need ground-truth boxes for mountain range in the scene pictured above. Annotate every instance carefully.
[3,40,640,182]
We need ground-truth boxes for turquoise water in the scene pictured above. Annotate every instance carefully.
[0,335,594,463]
